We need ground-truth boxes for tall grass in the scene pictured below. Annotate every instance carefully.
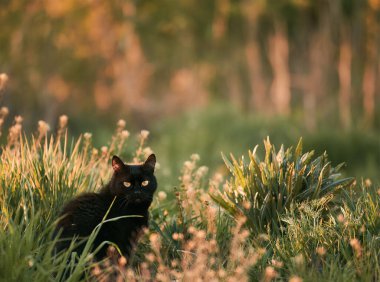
[0,112,379,281]
[263,182,380,281]
[211,137,355,235]
[0,115,152,281]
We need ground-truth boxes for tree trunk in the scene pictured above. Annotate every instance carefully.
[268,23,291,116]
[362,7,379,128]
[362,63,376,127]
[338,37,352,129]
[245,41,267,112]
[242,1,267,113]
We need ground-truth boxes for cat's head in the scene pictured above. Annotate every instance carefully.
[109,154,157,206]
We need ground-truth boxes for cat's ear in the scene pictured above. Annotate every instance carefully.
[143,154,156,172]
[112,155,125,173]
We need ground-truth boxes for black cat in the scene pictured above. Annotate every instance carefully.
[54,154,157,261]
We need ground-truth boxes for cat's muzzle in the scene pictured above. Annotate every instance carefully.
[127,192,150,204]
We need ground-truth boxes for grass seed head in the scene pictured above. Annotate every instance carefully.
[289,276,303,282]
[364,178,372,187]
[121,130,130,139]
[0,107,9,116]
[117,119,126,129]
[158,191,167,201]
[337,213,345,223]
[294,254,304,266]
[191,153,200,161]
[118,256,127,266]
[316,246,326,256]
[84,132,92,140]
[15,115,23,124]
[143,146,153,157]
[0,73,9,90]
[271,259,284,268]
[264,266,278,281]
[145,253,155,263]
[350,238,362,257]
[38,120,50,137]
[59,115,68,128]
[101,146,108,155]
[140,129,149,139]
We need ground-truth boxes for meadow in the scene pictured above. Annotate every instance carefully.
[1,1,380,281]
[0,111,379,282]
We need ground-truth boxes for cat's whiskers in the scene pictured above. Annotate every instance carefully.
[120,197,130,208]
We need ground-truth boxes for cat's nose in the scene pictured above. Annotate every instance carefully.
[134,190,142,194]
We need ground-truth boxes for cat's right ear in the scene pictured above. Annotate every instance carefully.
[112,155,125,173]
[143,154,156,172]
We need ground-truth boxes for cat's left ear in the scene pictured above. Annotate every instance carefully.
[143,154,156,172]
[112,155,125,173]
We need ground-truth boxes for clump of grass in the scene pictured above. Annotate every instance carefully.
[102,156,261,281]
[211,137,355,235]
[0,113,155,281]
[257,182,380,281]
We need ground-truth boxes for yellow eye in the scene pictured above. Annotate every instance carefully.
[123,181,131,188]
[142,180,149,187]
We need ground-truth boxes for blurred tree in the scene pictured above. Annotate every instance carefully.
[362,0,379,127]
[0,0,378,130]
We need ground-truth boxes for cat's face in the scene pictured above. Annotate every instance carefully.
[110,154,157,205]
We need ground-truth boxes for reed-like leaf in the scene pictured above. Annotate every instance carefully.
[212,137,354,236]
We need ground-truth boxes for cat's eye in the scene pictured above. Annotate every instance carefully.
[141,180,149,187]
[123,181,131,188]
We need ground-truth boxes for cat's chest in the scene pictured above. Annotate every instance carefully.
[108,201,148,218]
[101,212,147,244]
[106,208,147,229]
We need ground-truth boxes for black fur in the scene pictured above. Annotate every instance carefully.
[54,154,157,261]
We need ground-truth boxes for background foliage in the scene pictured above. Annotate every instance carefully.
[0,0,379,186]
[1,0,379,127]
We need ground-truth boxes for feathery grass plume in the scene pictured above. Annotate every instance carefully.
[134,129,150,162]
[178,154,210,222]
[119,220,259,281]
[7,115,23,149]
[289,276,303,282]
[106,119,129,158]
[263,266,278,281]
[123,155,260,280]
[57,114,68,139]
[36,120,50,145]
[0,73,9,91]
[0,107,9,137]
[211,137,355,235]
